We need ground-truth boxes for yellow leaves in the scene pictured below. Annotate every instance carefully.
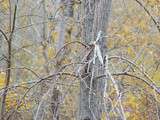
[120,26,131,37]
[6,91,32,111]
[37,45,55,61]
[107,40,114,49]
[151,34,160,45]
[48,46,56,59]
[51,31,58,42]
[153,71,160,82]
[123,91,154,120]
[101,112,106,120]
[127,47,135,58]
[123,92,140,119]
[0,72,5,88]
[0,0,9,12]
[146,0,160,7]
[125,92,138,109]
[0,73,31,111]
[125,111,130,118]
[6,91,17,110]
[116,25,135,46]
[138,20,149,32]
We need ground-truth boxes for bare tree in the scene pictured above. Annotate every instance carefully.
[52,0,74,120]
[79,0,112,120]
[0,1,18,119]
[35,1,49,120]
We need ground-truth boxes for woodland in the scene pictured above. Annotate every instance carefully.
[0,0,160,120]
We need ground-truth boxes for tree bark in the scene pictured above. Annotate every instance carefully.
[51,0,74,119]
[0,1,17,119]
[79,0,112,120]
[35,1,49,120]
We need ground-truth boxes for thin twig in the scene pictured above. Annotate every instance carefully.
[134,0,160,32]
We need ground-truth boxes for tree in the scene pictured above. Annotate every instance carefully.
[79,0,113,119]
[0,1,17,119]
[0,0,160,120]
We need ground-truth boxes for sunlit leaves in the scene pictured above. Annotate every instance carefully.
[146,0,160,7]
[47,46,55,59]
[152,71,160,85]
[127,47,136,58]
[50,31,58,43]
[108,0,160,119]
[101,112,106,120]
[6,91,32,111]
[138,19,149,32]
[0,72,31,111]
[0,0,9,13]
[5,91,17,110]
[119,26,132,37]
[0,72,5,88]
[0,0,159,119]
[124,92,144,120]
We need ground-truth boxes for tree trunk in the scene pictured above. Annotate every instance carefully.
[35,0,49,120]
[79,0,112,120]
[51,0,74,119]
[1,1,17,119]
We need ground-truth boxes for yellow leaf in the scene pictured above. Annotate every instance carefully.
[51,31,58,42]
[101,112,106,120]
[48,46,55,59]
[138,20,148,31]
[146,0,159,6]
[0,0,9,12]
[123,26,131,36]
[153,71,160,81]
[125,111,130,118]
[6,91,32,111]
[0,72,6,88]
[127,47,135,58]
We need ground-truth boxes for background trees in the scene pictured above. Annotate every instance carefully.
[0,0,160,120]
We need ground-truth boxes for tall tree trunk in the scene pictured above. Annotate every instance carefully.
[35,0,49,120]
[0,1,17,119]
[79,0,112,120]
[51,0,74,119]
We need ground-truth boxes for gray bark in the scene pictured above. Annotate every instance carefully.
[52,0,74,119]
[35,1,49,120]
[79,0,112,120]
[56,0,74,51]
[64,0,74,17]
